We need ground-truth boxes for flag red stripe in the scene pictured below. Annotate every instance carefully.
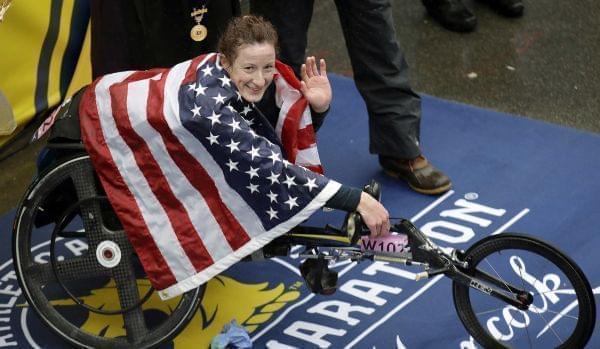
[296,125,316,150]
[280,98,308,164]
[306,165,323,173]
[182,54,209,86]
[146,71,251,251]
[109,76,213,273]
[79,78,178,289]
[275,61,301,91]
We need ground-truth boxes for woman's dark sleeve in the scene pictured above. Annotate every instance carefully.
[310,106,329,132]
[325,185,362,212]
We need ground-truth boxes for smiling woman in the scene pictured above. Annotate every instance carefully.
[220,42,276,103]
[218,16,332,115]
[214,15,388,236]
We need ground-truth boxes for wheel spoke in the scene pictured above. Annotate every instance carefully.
[122,304,149,344]
[533,309,564,344]
[70,160,98,200]
[484,257,516,295]
[69,163,106,244]
[474,307,505,316]
[536,299,580,339]
[113,258,149,343]
[28,255,109,286]
[56,255,110,280]
[544,308,578,321]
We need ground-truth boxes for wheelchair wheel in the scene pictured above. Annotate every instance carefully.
[12,155,203,348]
[453,233,595,348]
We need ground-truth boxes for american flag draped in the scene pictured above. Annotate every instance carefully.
[79,53,341,299]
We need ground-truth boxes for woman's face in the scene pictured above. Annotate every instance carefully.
[222,42,276,103]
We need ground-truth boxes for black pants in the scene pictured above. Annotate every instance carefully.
[251,0,422,159]
[90,0,240,78]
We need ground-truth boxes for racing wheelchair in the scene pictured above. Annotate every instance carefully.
[12,146,597,348]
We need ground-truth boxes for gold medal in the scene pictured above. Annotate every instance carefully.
[190,5,208,42]
[190,24,207,42]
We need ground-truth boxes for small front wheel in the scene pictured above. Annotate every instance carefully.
[453,233,595,348]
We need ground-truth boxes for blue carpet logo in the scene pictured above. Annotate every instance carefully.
[253,190,532,348]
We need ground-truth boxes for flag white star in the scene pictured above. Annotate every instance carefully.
[228,119,242,132]
[245,166,259,179]
[283,175,296,189]
[218,76,231,87]
[241,105,253,116]
[201,65,213,76]
[225,104,237,113]
[284,196,299,210]
[226,139,240,153]
[187,83,195,92]
[206,132,219,145]
[190,103,201,117]
[247,146,261,160]
[194,83,207,96]
[267,191,278,203]
[246,118,255,126]
[267,171,280,185]
[266,207,278,220]
[304,178,318,192]
[282,159,292,168]
[226,159,239,172]
[206,111,221,125]
[268,150,281,164]
[213,93,226,105]
[235,91,242,101]
[246,183,260,194]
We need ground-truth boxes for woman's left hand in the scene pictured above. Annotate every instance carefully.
[300,56,332,113]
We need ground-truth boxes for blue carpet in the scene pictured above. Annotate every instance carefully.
[0,74,598,348]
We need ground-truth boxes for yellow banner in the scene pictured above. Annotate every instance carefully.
[0,0,91,147]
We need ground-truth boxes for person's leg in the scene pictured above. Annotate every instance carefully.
[334,0,421,159]
[334,0,451,194]
[249,0,314,77]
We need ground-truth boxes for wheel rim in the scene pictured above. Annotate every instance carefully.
[13,156,201,348]
[453,236,594,349]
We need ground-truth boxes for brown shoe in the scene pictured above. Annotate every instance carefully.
[379,155,452,195]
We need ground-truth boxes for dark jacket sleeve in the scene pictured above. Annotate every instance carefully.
[310,106,329,132]
[325,185,362,212]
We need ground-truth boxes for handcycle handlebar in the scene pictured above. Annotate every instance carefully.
[342,179,383,245]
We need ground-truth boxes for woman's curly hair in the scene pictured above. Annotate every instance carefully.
[218,15,279,62]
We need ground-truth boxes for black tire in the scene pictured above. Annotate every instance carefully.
[12,155,203,348]
[453,233,595,348]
